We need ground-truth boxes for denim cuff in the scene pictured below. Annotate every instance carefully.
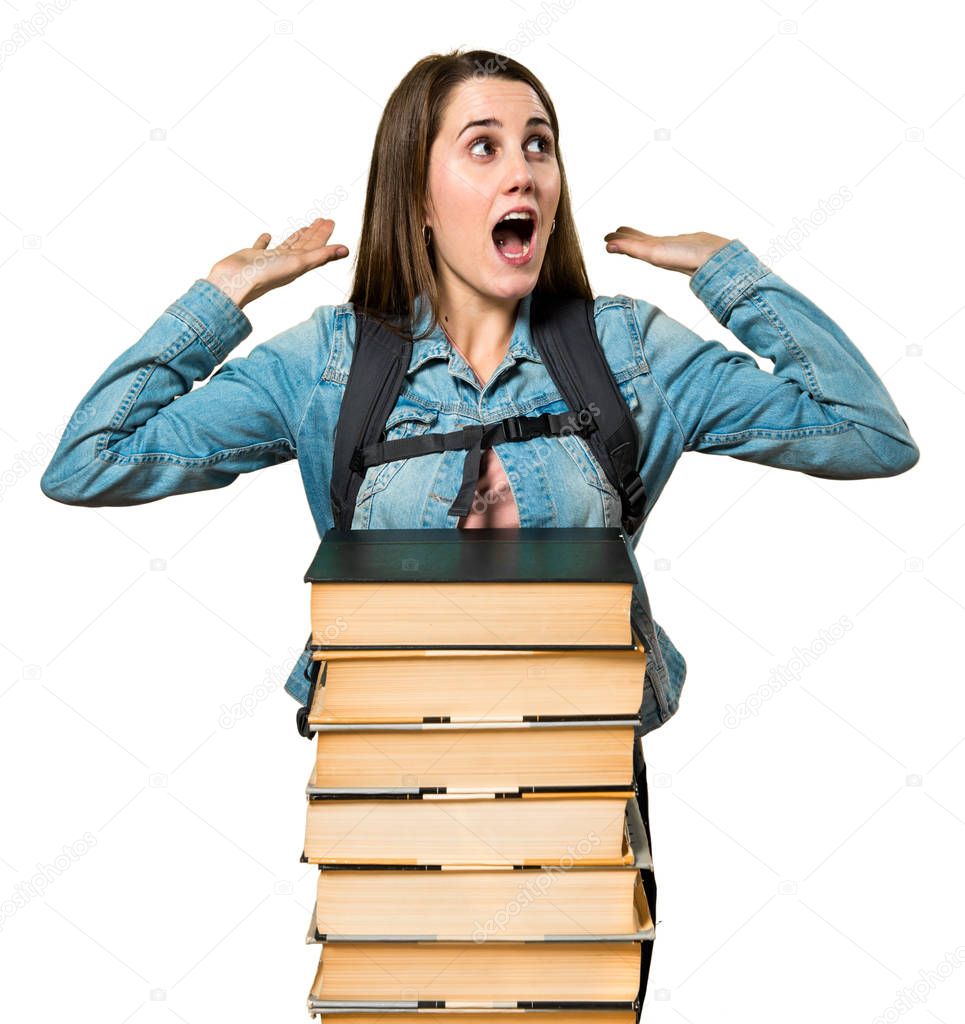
[166,279,253,363]
[284,645,314,704]
[689,238,772,327]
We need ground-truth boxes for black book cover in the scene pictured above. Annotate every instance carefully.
[304,526,639,584]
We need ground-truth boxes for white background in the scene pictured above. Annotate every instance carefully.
[2,1,960,1022]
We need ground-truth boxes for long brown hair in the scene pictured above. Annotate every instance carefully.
[348,48,592,340]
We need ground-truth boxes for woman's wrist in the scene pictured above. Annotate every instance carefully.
[689,236,734,276]
[205,266,255,310]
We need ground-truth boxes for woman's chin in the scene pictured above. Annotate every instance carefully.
[486,258,543,298]
[483,279,537,304]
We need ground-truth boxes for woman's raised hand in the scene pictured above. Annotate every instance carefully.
[603,228,732,277]
[205,218,350,309]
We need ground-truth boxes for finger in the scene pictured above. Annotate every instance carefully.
[302,243,349,268]
[279,217,335,251]
[253,232,271,249]
[605,227,651,240]
[604,233,655,260]
[277,222,314,249]
[604,230,639,251]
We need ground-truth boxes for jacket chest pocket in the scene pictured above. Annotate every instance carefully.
[354,406,440,505]
[554,380,641,497]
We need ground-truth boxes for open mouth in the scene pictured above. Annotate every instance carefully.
[492,211,536,264]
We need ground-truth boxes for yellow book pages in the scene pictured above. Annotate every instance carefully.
[303,794,632,866]
[310,581,632,647]
[313,867,653,940]
[313,1015,636,1024]
[307,640,647,724]
[310,724,635,790]
[311,940,642,1002]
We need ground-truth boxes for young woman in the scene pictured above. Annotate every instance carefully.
[40,49,919,733]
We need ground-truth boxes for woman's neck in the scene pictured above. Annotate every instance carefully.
[435,277,520,372]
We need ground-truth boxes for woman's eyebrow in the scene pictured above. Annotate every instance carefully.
[456,115,551,139]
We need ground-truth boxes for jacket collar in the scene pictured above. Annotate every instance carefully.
[405,290,541,376]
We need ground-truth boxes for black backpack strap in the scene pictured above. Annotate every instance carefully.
[352,409,598,518]
[530,291,647,534]
[329,311,412,530]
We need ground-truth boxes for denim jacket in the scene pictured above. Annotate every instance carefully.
[39,239,919,734]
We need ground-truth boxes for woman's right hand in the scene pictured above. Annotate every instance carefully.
[205,218,350,309]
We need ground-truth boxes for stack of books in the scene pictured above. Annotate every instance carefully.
[296,527,658,1022]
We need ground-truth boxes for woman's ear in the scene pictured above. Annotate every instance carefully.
[423,194,437,232]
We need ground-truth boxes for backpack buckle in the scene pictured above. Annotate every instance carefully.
[503,414,523,441]
[504,412,550,442]
[621,471,646,511]
[575,407,599,436]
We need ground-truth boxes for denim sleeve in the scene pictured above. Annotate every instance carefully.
[634,239,920,478]
[40,278,328,506]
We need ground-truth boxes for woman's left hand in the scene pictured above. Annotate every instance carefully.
[603,228,733,277]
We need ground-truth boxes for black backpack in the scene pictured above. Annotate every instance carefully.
[329,289,648,533]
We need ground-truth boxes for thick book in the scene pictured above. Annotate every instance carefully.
[308,869,653,942]
[301,625,648,729]
[307,1014,636,1023]
[308,1015,635,1023]
[302,791,637,867]
[304,528,639,650]
[307,939,643,1009]
[305,722,637,794]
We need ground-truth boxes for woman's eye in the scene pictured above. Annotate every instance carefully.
[469,134,554,157]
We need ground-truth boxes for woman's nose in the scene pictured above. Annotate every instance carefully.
[501,149,535,192]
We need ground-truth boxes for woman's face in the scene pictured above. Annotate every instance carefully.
[425,77,561,305]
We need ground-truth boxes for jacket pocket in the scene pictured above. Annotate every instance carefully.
[355,406,439,504]
[557,432,617,495]
[557,379,641,509]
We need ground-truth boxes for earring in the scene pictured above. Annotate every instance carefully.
[551,219,556,233]
[424,225,432,246]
